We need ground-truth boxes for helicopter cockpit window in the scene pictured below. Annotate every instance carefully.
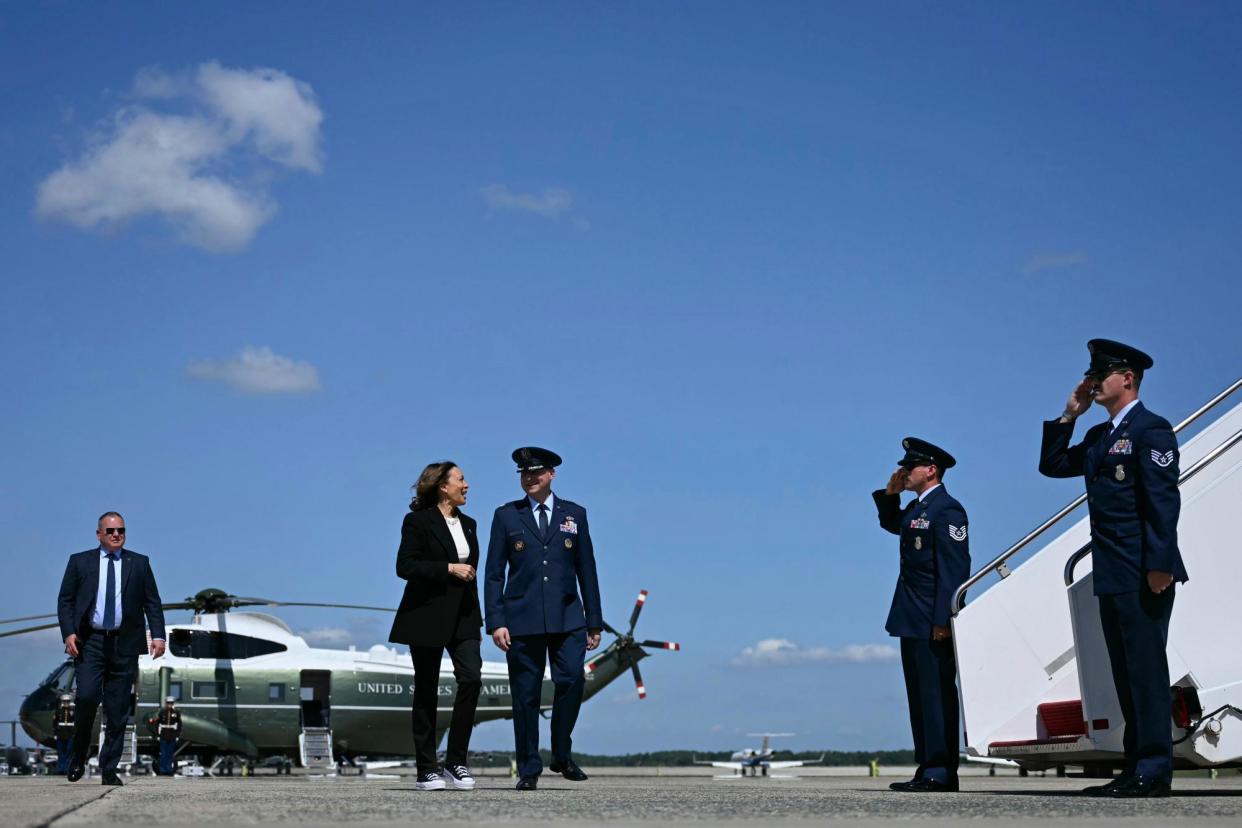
[169,630,288,659]
[41,662,76,691]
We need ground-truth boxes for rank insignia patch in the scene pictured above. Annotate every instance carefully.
[949,525,967,542]
[1150,449,1176,468]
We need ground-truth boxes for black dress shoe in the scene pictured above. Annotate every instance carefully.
[515,775,538,791]
[101,774,124,787]
[888,778,918,791]
[1107,775,1171,798]
[548,760,588,781]
[1082,774,1131,796]
[901,777,959,793]
[67,763,85,783]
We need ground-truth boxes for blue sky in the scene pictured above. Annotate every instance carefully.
[3,2,1241,753]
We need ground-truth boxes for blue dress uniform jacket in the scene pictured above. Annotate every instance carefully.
[872,486,971,638]
[1039,401,1188,594]
[484,497,603,636]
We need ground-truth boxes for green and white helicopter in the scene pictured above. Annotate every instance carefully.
[3,587,679,767]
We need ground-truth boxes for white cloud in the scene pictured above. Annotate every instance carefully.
[299,627,353,647]
[187,346,322,394]
[35,62,323,252]
[480,184,573,218]
[730,639,898,668]
[1022,251,1088,275]
[195,62,323,173]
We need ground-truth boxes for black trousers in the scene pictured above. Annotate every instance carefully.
[1098,584,1176,781]
[73,633,136,774]
[410,637,482,773]
[900,637,960,782]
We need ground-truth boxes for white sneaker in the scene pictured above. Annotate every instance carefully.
[415,771,446,790]
[444,765,476,790]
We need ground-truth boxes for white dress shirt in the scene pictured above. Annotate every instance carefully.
[917,484,942,503]
[1111,399,1140,430]
[528,493,556,531]
[91,548,123,629]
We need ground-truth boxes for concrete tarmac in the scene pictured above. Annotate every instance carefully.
[4,770,1242,828]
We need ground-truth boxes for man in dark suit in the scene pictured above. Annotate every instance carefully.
[485,447,603,791]
[873,438,970,793]
[1039,339,1187,798]
[57,511,166,785]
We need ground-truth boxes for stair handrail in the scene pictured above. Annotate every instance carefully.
[1063,424,1242,586]
[952,377,1242,614]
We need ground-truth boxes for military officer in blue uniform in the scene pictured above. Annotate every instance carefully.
[484,447,603,791]
[873,438,971,793]
[1039,339,1187,798]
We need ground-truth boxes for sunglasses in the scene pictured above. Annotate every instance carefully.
[1086,368,1129,382]
[102,527,126,536]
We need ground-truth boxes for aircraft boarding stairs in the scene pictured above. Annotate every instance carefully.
[299,727,334,770]
[951,379,1242,771]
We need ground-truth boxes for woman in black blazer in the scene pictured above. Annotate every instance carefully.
[388,461,483,791]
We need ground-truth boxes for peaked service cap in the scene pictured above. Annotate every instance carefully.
[512,446,562,473]
[1086,339,1154,375]
[898,437,957,470]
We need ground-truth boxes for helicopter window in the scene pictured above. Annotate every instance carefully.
[168,682,183,701]
[42,662,76,691]
[168,629,288,659]
[192,681,228,699]
[268,683,285,702]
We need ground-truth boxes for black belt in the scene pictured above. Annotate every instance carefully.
[91,627,122,637]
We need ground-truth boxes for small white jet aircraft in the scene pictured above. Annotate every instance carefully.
[697,732,824,778]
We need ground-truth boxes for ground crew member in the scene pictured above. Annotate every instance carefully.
[156,696,181,775]
[1039,339,1187,798]
[484,447,603,791]
[873,437,970,793]
[53,694,76,775]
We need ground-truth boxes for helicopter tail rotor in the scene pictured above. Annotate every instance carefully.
[588,589,680,699]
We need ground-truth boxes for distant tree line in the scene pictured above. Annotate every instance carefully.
[465,749,917,767]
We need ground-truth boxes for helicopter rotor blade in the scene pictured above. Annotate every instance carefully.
[630,660,647,699]
[601,620,621,636]
[627,589,648,635]
[0,612,59,625]
[638,640,681,651]
[232,600,396,612]
[0,621,63,638]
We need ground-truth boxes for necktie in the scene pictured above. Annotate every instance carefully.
[1094,421,1117,465]
[537,504,549,537]
[103,554,118,629]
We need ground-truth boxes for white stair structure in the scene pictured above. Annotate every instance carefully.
[97,721,139,770]
[299,727,334,769]
[952,379,1242,770]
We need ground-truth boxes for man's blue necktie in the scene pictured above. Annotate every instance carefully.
[537,504,549,538]
[103,554,118,629]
